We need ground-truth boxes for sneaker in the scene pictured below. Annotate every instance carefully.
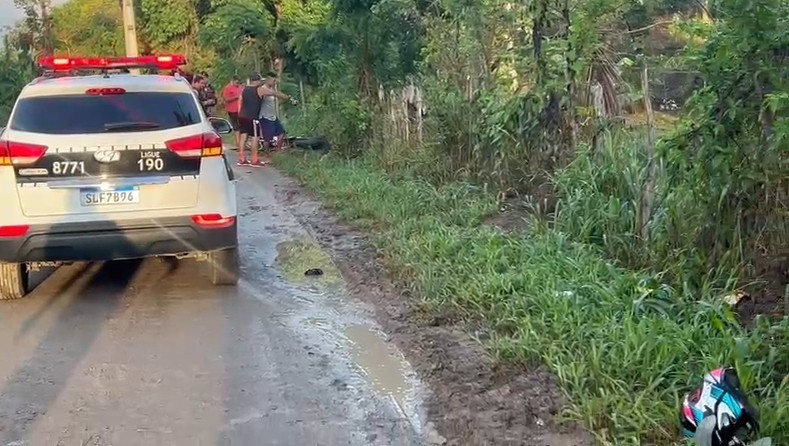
[249,160,268,167]
[237,160,250,166]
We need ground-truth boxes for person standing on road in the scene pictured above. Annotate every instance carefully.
[202,73,218,117]
[190,74,204,103]
[237,72,297,166]
[222,76,243,148]
[257,72,297,161]
[236,74,266,167]
[192,75,217,116]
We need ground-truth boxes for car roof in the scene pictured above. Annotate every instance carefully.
[20,74,194,98]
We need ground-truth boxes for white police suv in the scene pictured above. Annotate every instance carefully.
[0,55,239,299]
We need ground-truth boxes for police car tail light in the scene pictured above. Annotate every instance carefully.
[165,132,223,158]
[191,214,235,229]
[0,225,30,238]
[0,141,48,166]
[38,55,186,71]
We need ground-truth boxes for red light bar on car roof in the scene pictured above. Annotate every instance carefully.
[38,55,187,71]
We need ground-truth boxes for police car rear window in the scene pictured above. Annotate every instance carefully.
[9,92,201,134]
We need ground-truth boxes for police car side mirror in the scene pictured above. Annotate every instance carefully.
[208,117,233,135]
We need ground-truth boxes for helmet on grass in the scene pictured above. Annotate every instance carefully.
[679,367,760,446]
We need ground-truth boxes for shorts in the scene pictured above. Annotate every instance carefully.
[258,118,285,141]
[227,112,239,130]
[238,117,256,136]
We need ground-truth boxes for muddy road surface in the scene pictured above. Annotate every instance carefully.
[0,168,428,446]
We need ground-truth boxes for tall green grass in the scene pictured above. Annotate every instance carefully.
[554,131,787,298]
[274,151,788,444]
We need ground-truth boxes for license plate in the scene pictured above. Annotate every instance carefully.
[80,186,140,206]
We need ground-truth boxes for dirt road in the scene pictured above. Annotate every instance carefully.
[0,168,427,445]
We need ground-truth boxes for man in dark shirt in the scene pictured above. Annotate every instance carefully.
[236,74,265,167]
[201,73,218,116]
[192,75,217,116]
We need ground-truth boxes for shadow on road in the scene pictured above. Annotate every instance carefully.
[0,256,142,444]
[12,263,91,342]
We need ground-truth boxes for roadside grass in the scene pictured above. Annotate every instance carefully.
[273,151,789,444]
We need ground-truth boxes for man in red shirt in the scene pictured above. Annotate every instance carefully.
[222,76,243,149]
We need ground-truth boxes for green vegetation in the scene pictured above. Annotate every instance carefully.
[1,0,786,442]
[275,152,788,443]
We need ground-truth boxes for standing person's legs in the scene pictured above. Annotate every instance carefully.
[258,119,274,163]
[237,117,255,165]
[259,118,285,163]
[248,119,263,166]
[272,118,286,151]
[228,112,241,149]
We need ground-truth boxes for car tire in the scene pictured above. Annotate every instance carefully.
[0,262,29,300]
[208,247,239,286]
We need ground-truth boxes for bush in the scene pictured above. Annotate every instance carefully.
[554,126,787,298]
[285,87,372,158]
[275,151,789,444]
[555,133,735,294]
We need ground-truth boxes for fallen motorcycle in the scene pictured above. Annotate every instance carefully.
[234,135,330,151]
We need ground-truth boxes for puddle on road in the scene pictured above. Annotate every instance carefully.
[302,317,419,425]
[274,238,341,287]
[343,324,414,418]
[275,239,424,434]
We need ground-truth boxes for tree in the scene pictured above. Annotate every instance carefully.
[50,0,124,55]
[13,0,54,57]
[0,38,36,122]
[199,0,275,80]
[138,0,199,49]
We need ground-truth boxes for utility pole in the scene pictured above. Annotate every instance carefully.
[120,0,139,58]
[38,0,53,57]
[120,0,140,74]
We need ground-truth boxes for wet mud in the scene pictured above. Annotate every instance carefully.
[274,238,342,287]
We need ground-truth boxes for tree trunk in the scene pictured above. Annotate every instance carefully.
[299,78,305,112]
[532,0,546,86]
[638,63,658,242]
[561,0,578,150]
[700,0,713,23]
[357,20,373,101]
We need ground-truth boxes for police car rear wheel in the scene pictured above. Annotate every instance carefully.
[208,247,239,286]
[0,263,29,300]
